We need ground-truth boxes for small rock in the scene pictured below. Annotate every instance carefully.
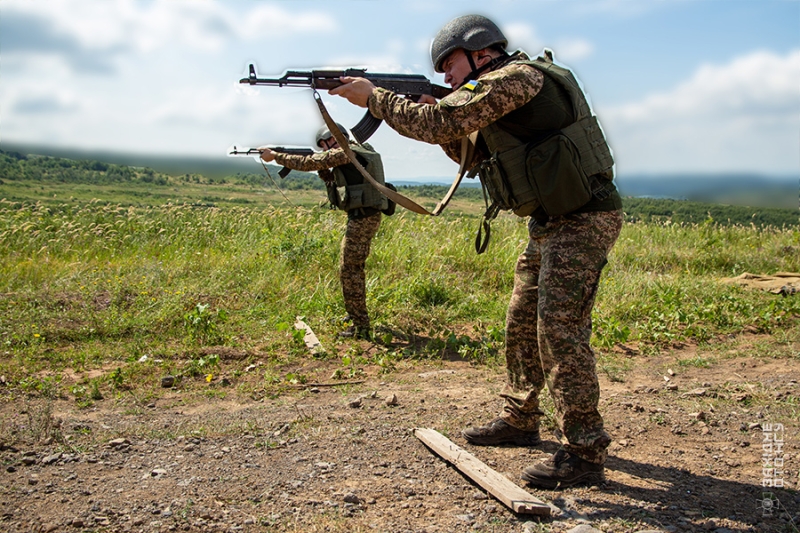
[689,412,706,421]
[348,398,362,408]
[107,438,130,448]
[343,492,360,504]
[151,468,167,477]
[384,394,398,407]
[41,452,62,465]
[566,525,603,533]
[161,375,176,388]
[748,422,762,431]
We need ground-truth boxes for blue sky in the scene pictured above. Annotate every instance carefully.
[1,0,798,181]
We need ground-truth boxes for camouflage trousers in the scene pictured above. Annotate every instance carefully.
[500,210,623,464]
[340,213,381,328]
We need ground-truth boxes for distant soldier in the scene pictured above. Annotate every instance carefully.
[259,124,389,339]
[330,14,623,488]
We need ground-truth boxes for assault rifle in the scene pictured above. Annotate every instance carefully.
[240,64,452,142]
[228,145,314,178]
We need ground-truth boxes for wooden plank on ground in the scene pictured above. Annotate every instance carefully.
[294,317,324,355]
[414,427,551,516]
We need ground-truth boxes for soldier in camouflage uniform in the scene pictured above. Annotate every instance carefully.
[331,15,623,488]
[259,125,385,340]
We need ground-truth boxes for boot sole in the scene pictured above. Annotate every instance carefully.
[462,432,542,447]
[521,470,605,490]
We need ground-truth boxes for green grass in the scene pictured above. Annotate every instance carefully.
[0,166,798,399]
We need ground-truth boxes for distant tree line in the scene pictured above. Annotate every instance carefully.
[0,150,171,186]
[622,197,798,228]
[1,150,796,227]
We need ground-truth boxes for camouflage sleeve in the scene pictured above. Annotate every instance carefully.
[368,63,543,150]
[439,138,490,168]
[317,168,335,183]
[273,149,350,172]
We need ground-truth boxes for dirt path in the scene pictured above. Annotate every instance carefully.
[1,337,798,533]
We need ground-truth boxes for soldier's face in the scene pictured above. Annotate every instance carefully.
[319,137,340,150]
[442,49,473,88]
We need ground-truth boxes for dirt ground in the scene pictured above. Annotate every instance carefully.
[1,333,798,533]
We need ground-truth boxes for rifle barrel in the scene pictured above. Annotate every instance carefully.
[241,65,452,99]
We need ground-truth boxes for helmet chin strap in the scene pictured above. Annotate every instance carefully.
[458,51,511,88]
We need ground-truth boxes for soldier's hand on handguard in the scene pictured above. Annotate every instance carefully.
[257,147,276,163]
[329,76,376,108]
[414,94,437,105]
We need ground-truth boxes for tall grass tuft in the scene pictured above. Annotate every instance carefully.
[0,199,798,384]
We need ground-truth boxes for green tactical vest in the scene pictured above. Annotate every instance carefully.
[477,50,615,217]
[327,143,389,213]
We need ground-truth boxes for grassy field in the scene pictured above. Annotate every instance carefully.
[1,167,799,401]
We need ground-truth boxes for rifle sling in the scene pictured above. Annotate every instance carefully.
[313,91,475,217]
[432,132,477,216]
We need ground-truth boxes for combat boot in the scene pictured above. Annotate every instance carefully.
[462,418,541,446]
[521,449,605,489]
[338,325,370,340]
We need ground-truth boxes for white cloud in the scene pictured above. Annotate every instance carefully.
[503,22,593,63]
[551,39,594,63]
[503,22,543,55]
[1,0,337,56]
[600,49,800,175]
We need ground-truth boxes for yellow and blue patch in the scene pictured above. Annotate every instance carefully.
[462,80,479,91]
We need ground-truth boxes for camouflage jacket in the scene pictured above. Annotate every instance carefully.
[367,52,544,169]
[273,148,351,183]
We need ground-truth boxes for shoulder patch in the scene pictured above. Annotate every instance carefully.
[462,80,479,91]
[441,89,473,108]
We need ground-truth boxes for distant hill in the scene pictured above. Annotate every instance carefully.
[1,142,797,209]
[1,147,797,227]
[617,174,797,210]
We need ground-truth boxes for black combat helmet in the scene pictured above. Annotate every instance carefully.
[431,14,508,73]
[315,123,349,147]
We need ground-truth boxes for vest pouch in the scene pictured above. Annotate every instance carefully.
[561,115,614,179]
[493,143,541,217]
[479,148,541,215]
[343,186,363,211]
[478,157,512,211]
[525,133,591,216]
[326,182,345,210]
